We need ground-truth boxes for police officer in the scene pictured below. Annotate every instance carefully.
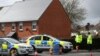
[75,32,83,52]
[87,32,92,51]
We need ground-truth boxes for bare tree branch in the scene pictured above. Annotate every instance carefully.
[61,0,86,23]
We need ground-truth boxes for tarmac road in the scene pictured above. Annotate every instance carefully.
[32,50,100,56]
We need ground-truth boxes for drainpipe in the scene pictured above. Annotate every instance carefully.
[15,22,19,40]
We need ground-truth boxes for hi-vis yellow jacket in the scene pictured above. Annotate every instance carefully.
[75,35,83,43]
[87,34,92,44]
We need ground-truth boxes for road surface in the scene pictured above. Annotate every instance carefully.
[32,50,100,56]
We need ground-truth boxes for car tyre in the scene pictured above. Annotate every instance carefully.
[9,49,19,56]
[37,50,43,53]
[62,49,71,53]
[32,45,43,53]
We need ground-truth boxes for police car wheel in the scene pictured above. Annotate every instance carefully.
[62,50,68,53]
[37,50,43,53]
[62,49,71,53]
[9,49,19,56]
[32,45,43,53]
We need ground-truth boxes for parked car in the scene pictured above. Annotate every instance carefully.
[0,38,34,56]
[26,34,73,53]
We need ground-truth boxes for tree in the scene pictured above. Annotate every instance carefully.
[61,0,86,23]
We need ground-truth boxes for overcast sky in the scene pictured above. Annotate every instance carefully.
[0,0,100,25]
[80,0,100,25]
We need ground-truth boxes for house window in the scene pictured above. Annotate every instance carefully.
[12,23,16,31]
[32,22,37,31]
[19,22,23,31]
[1,23,5,31]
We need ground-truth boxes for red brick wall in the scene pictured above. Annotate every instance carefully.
[0,22,38,38]
[38,0,71,39]
[5,23,12,35]
[0,0,71,39]
[17,22,38,38]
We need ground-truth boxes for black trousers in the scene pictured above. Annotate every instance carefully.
[76,43,81,46]
[87,44,92,51]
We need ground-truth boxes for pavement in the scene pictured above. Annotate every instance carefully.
[32,50,100,56]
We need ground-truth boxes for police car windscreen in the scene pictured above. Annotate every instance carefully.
[6,38,20,44]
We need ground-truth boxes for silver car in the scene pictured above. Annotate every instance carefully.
[0,38,34,56]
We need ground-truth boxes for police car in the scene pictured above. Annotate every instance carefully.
[0,38,34,56]
[26,34,73,53]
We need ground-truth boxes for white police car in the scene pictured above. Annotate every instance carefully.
[26,34,73,53]
[0,38,34,56]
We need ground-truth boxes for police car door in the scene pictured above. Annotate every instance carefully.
[42,36,52,49]
[34,36,42,48]
[0,39,9,54]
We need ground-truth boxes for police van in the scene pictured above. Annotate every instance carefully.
[0,38,34,56]
[26,34,73,53]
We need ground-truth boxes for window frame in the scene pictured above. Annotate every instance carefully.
[32,22,37,31]
[1,23,5,31]
[12,23,16,31]
[19,22,23,31]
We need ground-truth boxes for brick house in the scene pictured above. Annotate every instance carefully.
[0,0,71,39]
